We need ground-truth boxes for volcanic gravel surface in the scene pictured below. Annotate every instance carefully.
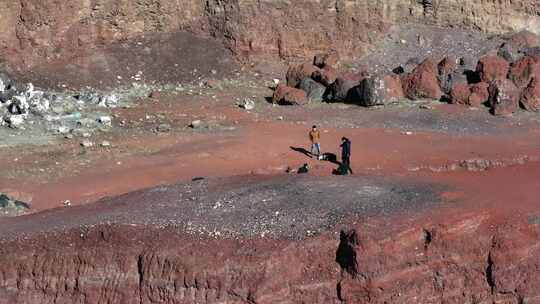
[15,32,236,90]
[357,24,504,74]
[0,175,445,241]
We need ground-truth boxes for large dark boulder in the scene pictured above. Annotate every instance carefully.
[350,75,404,107]
[325,73,367,102]
[311,66,338,87]
[298,78,326,102]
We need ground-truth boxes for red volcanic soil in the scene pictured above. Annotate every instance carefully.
[2,118,540,212]
[1,81,540,303]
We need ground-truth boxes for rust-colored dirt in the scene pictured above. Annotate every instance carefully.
[1,79,540,303]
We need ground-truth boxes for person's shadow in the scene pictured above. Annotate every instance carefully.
[290,147,341,166]
[290,146,312,157]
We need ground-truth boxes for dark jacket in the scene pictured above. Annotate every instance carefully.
[340,139,351,158]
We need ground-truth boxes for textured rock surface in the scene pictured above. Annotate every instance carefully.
[298,78,326,102]
[489,79,520,116]
[286,63,320,88]
[477,56,511,83]
[508,55,540,88]
[520,77,540,112]
[351,74,404,107]
[272,84,309,105]
[402,57,443,100]
[0,176,539,303]
[0,0,539,72]
[325,73,367,102]
[312,66,338,87]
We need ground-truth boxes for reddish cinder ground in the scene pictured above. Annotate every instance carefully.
[1,86,540,302]
[1,87,539,213]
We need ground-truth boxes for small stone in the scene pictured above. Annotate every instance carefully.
[100,141,111,147]
[156,124,171,133]
[148,91,162,99]
[239,98,255,110]
[211,69,217,75]
[190,120,204,129]
[97,116,112,126]
[81,140,94,148]
[57,126,70,134]
[5,115,25,128]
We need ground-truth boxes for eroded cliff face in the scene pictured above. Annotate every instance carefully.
[0,0,539,71]
[1,213,539,303]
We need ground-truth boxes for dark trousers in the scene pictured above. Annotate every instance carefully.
[342,156,353,174]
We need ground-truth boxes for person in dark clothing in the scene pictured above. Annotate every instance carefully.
[340,137,353,175]
[297,163,310,174]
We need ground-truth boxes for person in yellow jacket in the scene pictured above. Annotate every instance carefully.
[309,125,321,159]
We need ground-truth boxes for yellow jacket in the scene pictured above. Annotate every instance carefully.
[309,130,321,143]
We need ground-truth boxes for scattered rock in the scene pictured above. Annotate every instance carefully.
[312,66,338,87]
[497,42,522,63]
[272,84,309,106]
[156,123,172,133]
[468,82,490,107]
[286,63,320,87]
[97,116,112,127]
[100,141,111,147]
[438,56,458,75]
[57,126,71,134]
[81,140,94,148]
[149,91,162,99]
[476,55,510,83]
[190,120,206,129]
[437,56,467,96]
[204,79,221,89]
[5,115,25,128]
[325,73,367,102]
[238,98,255,110]
[450,83,472,105]
[351,74,404,107]
[0,193,30,217]
[451,81,490,107]
[402,57,443,100]
[505,30,540,49]
[508,55,540,88]
[298,78,326,102]
[488,79,520,116]
[520,77,540,112]
[98,94,119,108]
[313,52,339,68]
